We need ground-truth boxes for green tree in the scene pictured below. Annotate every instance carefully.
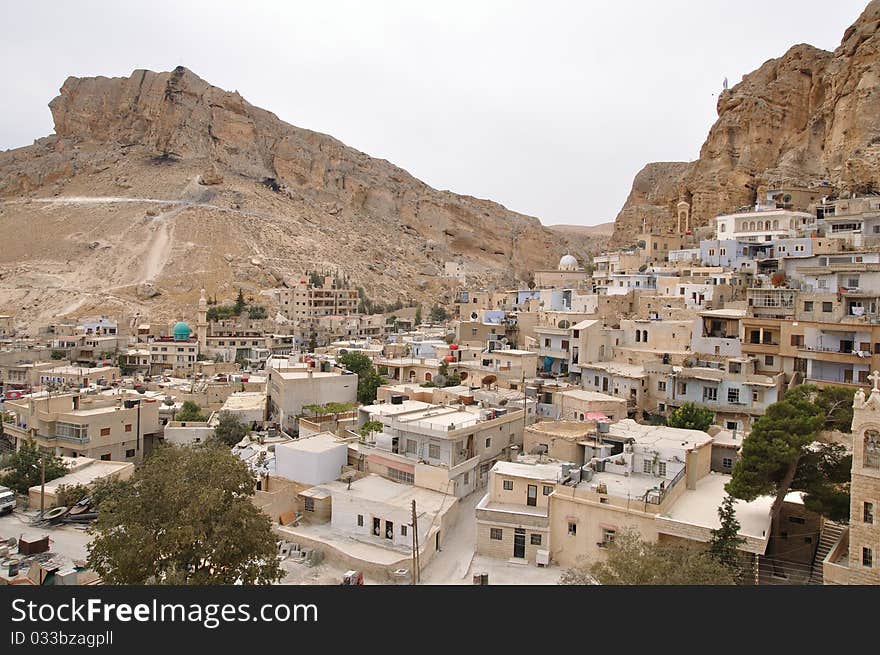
[726,384,851,527]
[560,529,736,585]
[213,411,249,447]
[247,305,267,320]
[87,444,283,585]
[709,494,748,583]
[50,350,66,360]
[429,305,450,323]
[0,440,68,495]
[338,351,386,404]
[666,402,714,432]
[414,306,422,326]
[233,288,246,315]
[176,401,207,422]
[359,420,383,438]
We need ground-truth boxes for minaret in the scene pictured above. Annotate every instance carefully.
[196,288,208,349]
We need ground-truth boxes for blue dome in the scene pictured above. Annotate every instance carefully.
[172,321,191,341]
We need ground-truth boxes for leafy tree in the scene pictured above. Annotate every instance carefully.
[206,304,237,322]
[666,402,714,432]
[233,288,246,315]
[709,495,748,583]
[436,360,462,387]
[50,350,66,360]
[338,351,386,404]
[247,305,268,320]
[560,529,736,586]
[87,444,283,585]
[429,305,450,323]
[213,411,249,446]
[727,384,850,527]
[0,440,68,495]
[176,401,207,422]
[55,475,128,510]
[359,420,383,438]
[791,442,851,523]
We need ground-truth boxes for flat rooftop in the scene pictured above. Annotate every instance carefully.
[660,472,773,541]
[221,391,267,412]
[577,361,646,378]
[276,432,345,454]
[321,474,450,514]
[557,389,626,403]
[274,370,348,380]
[580,470,666,501]
[362,400,433,416]
[491,461,566,482]
[526,420,593,439]
[608,419,712,450]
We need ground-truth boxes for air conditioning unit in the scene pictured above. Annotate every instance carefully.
[536,550,550,567]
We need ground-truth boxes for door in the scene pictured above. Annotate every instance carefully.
[527,485,537,507]
[844,369,853,383]
[513,528,526,559]
[373,517,381,536]
[385,521,394,540]
[602,377,609,392]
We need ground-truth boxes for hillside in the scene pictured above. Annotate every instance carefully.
[611,1,880,244]
[0,67,597,326]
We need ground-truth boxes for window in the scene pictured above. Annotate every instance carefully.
[788,516,806,525]
[405,439,417,455]
[124,424,132,433]
[865,502,875,524]
[401,525,407,537]
[357,514,363,526]
[600,528,616,547]
[530,534,542,546]
[100,454,111,461]
[657,462,667,477]
[543,485,553,496]
[658,381,666,392]
[727,388,740,404]
[703,387,718,402]
[567,522,577,536]
[643,460,653,474]
[791,334,804,347]
[677,382,688,395]
[726,421,738,430]
[752,390,760,402]
[764,355,774,366]
[490,528,503,540]
[863,547,873,568]
[722,457,733,470]
[464,472,470,486]
[388,468,414,484]
[428,444,440,459]
[485,438,491,449]
[100,427,111,436]
[822,302,833,313]
[304,497,315,512]
[125,448,135,458]
[503,480,514,491]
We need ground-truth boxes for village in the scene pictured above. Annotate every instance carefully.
[1,183,878,586]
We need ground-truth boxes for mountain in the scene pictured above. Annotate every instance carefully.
[611,0,880,244]
[0,67,599,326]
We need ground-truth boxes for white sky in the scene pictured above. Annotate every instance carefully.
[0,0,869,226]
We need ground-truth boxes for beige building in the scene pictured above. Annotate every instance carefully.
[5,392,161,462]
[823,380,880,584]
[267,367,358,433]
[476,461,564,563]
[279,278,359,322]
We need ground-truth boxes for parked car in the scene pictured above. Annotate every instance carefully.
[0,486,16,515]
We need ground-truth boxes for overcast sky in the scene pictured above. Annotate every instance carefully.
[0,0,869,225]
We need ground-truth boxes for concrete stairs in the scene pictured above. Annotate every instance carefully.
[810,521,845,585]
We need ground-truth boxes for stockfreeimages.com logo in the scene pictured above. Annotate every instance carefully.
[11,598,318,630]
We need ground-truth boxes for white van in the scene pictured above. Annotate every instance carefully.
[0,486,16,514]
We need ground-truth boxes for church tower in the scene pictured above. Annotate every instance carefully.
[846,374,880,583]
[196,288,208,349]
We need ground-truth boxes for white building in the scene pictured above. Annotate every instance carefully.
[274,432,348,486]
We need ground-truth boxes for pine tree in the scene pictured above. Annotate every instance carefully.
[709,494,747,583]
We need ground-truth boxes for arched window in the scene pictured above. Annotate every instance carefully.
[773,220,779,229]
[642,330,648,343]
[425,372,432,382]
[635,330,641,343]
[408,370,416,381]
[865,430,880,469]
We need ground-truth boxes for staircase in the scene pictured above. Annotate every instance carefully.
[810,521,845,585]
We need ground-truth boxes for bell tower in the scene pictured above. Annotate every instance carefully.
[847,373,880,583]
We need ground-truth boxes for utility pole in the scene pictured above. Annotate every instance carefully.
[411,500,420,585]
[40,452,46,517]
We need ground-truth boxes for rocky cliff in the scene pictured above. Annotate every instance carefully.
[0,67,597,325]
[611,0,880,244]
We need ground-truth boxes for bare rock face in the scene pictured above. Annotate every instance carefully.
[136,283,159,299]
[0,65,602,321]
[611,1,880,244]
